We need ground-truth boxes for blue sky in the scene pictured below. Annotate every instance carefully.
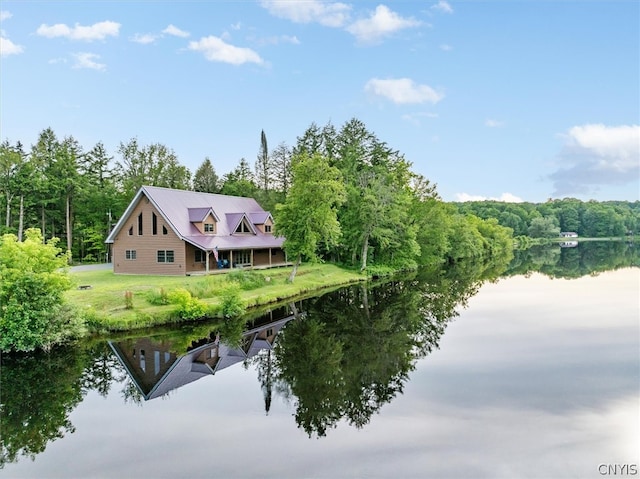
[1,1,638,202]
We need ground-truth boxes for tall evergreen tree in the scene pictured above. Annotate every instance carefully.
[220,158,257,197]
[193,157,220,193]
[255,130,272,193]
[271,142,292,195]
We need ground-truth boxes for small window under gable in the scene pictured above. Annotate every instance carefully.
[235,218,253,234]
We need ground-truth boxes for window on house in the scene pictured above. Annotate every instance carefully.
[235,250,251,265]
[235,220,251,233]
[128,226,133,235]
[204,223,215,233]
[162,225,168,235]
[157,250,175,263]
[152,213,158,235]
[138,213,143,235]
[265,225,272,233]
[140,349,146,372]
[195,250,206,263]
[125,250,137,260]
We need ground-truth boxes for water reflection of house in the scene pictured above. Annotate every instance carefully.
[109,309,296,400]
[559,241,579,248]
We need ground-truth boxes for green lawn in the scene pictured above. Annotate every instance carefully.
[66,263,366,331]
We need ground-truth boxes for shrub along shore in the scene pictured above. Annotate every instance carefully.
[66,263,368,333]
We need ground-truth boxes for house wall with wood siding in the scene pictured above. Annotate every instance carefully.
[192,213,218,234]
[253,217,274,234]
[112,195,187,275]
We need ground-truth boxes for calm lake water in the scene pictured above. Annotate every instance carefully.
[1,242,639,479]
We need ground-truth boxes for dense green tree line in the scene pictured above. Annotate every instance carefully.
[277,119,514,278]
[454,198,640,239]
[1,120,514,271]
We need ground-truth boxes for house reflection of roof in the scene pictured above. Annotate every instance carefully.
[147,352,211,400]
[110,313,298,401]
[248,338,273,357]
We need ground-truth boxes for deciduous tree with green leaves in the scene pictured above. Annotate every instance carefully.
[0,228,84,352]
[275,152,345,282]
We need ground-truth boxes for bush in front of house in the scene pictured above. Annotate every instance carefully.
[167,288,208,320]
[146,288,170,305]
[226,269,265,290]
[220,284,245,318]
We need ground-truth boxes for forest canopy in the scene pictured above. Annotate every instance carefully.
[1,120,633,271]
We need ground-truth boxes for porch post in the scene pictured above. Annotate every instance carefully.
[269,248,272,266]
[205,250,209,274]
[229,250,234,269]
[250,249,254,267]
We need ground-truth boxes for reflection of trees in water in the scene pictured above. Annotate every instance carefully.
[0,254,512,459]
[0,347,88,468]
[0,341,140,468]
[506,241,638,278]
[269,259,504,437]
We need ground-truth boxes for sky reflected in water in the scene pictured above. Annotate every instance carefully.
[2,268,638,479]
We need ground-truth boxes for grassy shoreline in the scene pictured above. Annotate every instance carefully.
[66,263,369,332]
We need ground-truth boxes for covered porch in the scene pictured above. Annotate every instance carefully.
[185,244,287,275]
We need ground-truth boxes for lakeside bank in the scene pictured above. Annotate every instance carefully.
[66,263,369,332]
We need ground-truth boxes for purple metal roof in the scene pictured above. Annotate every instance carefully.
[106,186,284,251]
[188,207,214,222]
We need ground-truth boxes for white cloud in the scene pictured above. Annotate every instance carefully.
[0,36,24,56]
[0,10,12,21]
[72,52,106,71]
[188,36,264,65]
[365,78,443,105]
[131,33,158,44]
[37,21,120,41]
[431,1,454,14]
[565,124,639,172]
[257,35,300,46]
[163,24,190,38]
[485,119,504,128]
[455,193,524,203]
[439,43,453,51]
[346,5,421,44]
[260,0,351,27]
[549,124,640,196]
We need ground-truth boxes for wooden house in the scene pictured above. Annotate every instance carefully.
[105,185,286,275]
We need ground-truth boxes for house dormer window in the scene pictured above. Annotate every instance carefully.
[265,225,272,233]
[235,220,251,233]
[204,223,215,233]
